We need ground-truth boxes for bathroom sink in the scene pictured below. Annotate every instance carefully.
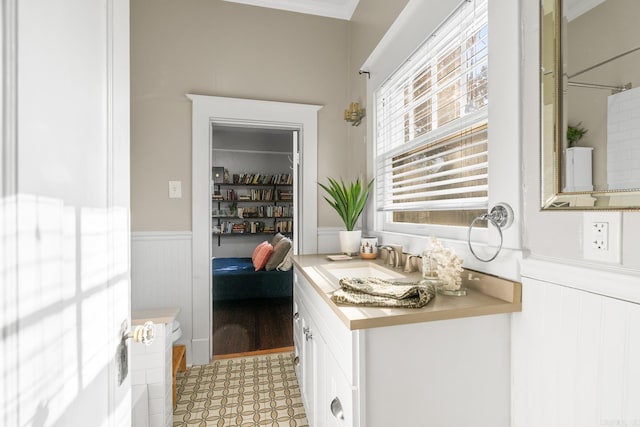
[319,261,405,282]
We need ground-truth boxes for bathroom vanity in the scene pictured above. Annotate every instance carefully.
[292,255,521,427]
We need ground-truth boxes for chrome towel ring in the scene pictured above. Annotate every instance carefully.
[467,203,514,262]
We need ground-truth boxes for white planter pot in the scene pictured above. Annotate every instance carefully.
[339,230,361,255]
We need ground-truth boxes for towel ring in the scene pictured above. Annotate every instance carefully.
[468,203,514,262]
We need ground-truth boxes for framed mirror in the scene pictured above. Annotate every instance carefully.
[541,0,640,210]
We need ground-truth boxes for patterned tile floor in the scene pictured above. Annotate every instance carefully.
[173,352,309,427]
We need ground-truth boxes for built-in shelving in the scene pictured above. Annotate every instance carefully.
[212,176,293,246]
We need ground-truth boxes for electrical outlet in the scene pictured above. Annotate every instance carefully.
[590,222,608,250]
[583,213,621,263]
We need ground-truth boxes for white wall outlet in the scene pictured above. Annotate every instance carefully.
[583,212,621,263]
[590,221,608,250]
[169,180,182,198]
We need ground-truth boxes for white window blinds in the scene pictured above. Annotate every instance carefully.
[375,0,489,214]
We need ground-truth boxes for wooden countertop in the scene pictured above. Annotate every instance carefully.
[292,254,522,330]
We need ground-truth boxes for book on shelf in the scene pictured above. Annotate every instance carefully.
[275,220,293,233]
[277,189,293,201]
[230,172,293,186]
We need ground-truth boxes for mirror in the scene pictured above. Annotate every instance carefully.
[541,0,640,209]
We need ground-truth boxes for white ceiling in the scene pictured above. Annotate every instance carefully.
[223,0,361,20]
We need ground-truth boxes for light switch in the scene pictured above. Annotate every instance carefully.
[169,181,182,198]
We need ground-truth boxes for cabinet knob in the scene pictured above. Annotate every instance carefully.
[330,397,344,420]
[293,312,299,321]
[293,356,300,366]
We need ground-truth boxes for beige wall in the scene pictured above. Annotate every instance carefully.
[346,0,409,190]
[132,0,364,230]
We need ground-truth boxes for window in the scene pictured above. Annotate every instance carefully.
[375,0,489,230]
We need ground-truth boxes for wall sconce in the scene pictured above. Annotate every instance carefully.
[344,102,366,126]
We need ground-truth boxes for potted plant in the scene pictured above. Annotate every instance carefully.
[319,177,374,255]
[567,122,588,147]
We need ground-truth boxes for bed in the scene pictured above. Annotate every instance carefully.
[212,257,293,300]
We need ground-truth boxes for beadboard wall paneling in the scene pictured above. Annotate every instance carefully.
[513,259,640,427]
[131,231,195,364]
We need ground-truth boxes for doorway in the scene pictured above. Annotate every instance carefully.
[188,95,321,365]
[210,124,296,357]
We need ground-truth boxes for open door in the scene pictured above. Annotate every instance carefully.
[1,0,132,425]
[292,130,301,255]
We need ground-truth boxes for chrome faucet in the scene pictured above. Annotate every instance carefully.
[390,244,403,268]
[380,244,403,269]
[404,254,422,273]
[379,245,395,266]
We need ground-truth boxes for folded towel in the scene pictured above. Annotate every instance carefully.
[331,277,435,308]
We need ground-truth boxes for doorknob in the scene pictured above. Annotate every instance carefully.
[122,320,156,345]
[116,320,155,387]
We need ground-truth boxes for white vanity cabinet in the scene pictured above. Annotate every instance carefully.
[293,262,518,427]
[294,274,354,427]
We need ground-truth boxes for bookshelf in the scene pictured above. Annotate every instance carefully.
[212,173,293,246]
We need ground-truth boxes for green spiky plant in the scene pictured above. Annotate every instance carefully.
[318,177,374,231]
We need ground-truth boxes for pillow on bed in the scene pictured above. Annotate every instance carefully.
[276,246,294,271]
[265,237,292,271]
[271,233,285,247]
[253,242,274,271]
[252,241,269,264]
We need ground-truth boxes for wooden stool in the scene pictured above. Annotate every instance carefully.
[172,345,187,407]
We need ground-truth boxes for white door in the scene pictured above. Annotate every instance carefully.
[1,0,131,426]
[292,129,300,254]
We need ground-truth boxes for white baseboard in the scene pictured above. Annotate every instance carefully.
[191,338,211,366]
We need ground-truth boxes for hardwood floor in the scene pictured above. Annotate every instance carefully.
[212,297,293,357]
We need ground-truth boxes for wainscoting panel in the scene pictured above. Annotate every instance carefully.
[513,259,640,427]
[131,232,194,364]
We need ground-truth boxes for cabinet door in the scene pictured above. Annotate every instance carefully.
[324,350,355,427]
[295,299,326,427]
[292,297,303,391]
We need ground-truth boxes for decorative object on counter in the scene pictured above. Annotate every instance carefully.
[326,254,353,261]
[424,237,466,296]
[359,236,378,259]
[318,177,374,255]
[421,249,438,280]
[331,277,435,308]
